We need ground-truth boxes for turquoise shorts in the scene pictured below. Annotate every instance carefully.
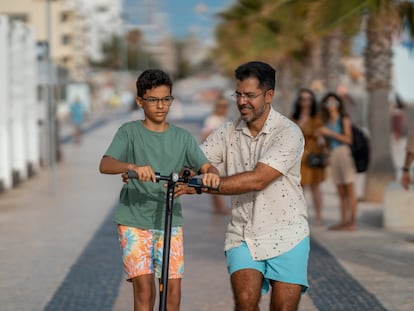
[225,237,310,294]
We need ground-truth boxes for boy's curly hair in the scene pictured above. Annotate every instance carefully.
[136,69,172,97]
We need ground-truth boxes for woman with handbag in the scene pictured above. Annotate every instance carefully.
[291,88,326,226]
[319,92,358,231]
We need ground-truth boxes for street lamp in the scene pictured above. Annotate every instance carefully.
[46,0,56,193]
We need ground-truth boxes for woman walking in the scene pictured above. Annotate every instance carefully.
[319,92,358,231]
[291,88,326,225]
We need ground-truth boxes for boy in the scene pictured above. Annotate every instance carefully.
[99,69,220,311]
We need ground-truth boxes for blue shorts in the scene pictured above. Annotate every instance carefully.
[225,237,309,294]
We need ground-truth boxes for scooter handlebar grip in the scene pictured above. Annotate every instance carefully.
[127,170,138,178]
[128,171,162,183]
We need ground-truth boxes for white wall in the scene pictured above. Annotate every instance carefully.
[0,15,40,191]
[0,15,12,190]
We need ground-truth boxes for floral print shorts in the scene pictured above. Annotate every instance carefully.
[117,225,184,281]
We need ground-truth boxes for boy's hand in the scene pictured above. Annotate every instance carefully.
[127,165,156,183]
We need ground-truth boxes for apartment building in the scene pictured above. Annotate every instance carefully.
[0,0,88,81]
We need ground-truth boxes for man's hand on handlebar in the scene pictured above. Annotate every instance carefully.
[201,172,221,190]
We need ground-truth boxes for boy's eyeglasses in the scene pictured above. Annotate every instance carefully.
[141,96,174,106]
[231,91,265,101]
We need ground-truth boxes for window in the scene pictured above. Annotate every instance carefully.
[61,12,70,22]
[62,35,71,45]
[8,14,28,23]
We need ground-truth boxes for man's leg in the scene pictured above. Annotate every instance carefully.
[231,268,263,311]
[269,281,302,311]
[131,274,156,311]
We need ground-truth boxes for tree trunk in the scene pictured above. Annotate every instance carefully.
[302,39,324,93]
[276,60,295,116]
[363,11,395,202]
[322,29,343,92]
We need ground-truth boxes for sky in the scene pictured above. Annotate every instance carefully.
[123,0,234,44]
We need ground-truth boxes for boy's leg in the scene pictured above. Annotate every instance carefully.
[132,275,156,311]
[118,225,156,310]
[153,227,184,311]
[164,278,182,311]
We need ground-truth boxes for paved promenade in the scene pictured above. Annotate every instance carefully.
[0,109,413,311]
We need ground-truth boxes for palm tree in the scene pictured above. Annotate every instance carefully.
[363,3,396,201]
[307,0,414,201]
[213,0,315,113]
[278,0,413,201]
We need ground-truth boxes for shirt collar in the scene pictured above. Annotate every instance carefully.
[235,106,279,136]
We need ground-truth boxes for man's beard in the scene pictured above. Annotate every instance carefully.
[239,100,267,123]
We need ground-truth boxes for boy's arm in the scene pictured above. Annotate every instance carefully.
[99,156,135,174]
[100,156,156,182]
[199,163,220,175]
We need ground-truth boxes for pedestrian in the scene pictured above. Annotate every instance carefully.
[391,94,406,141]
[201,93,231,215]
[401,123,414,190]
[319,92,358,231]
[291,88,326,226]
[178,61,310,311]
[99,69,220,311]
[69,97,85,144]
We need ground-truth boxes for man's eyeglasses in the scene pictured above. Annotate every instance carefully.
[141,96,174,106]
[231,91,265,101]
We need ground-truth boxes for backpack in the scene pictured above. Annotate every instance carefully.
[350,125,370,173]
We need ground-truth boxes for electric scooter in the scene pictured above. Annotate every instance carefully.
[127,169,214,311]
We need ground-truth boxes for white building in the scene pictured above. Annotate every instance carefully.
[75,0,123,63]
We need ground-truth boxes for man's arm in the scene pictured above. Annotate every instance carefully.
[214,162,282,195]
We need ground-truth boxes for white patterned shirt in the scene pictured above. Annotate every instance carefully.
[201,107,309,260]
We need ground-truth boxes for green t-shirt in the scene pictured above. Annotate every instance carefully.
[104,121,208,229]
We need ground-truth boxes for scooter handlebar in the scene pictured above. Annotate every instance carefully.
[127,170,189,183]
[126,170,218,191]
[188,175,220,191]
[127,170,168,182]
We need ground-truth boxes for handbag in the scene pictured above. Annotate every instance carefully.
[306,153,327,168]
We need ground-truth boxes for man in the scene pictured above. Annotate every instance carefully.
[401,123,414,190]
[201,93,231,214]
[178,61,310,311]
